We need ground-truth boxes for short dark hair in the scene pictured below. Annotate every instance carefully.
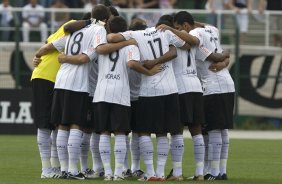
[174,11,194,26]
[92,4,110,21]
[158,14,174,24]
[109,16,127,33]
[108,6,119,16]
[129,18,147,31]
[156,14,174,28]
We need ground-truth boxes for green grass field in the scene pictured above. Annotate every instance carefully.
[0,135,281,184]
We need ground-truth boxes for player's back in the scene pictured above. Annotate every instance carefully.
[128,68,141,101]
[88,59,98,97]
[128,27,171,61]
[122,27,184,96]
[31,20,76,83]
[55,23,104,93]
[192,26,235,95]
[172,47,202,94]
[94,45,140,106]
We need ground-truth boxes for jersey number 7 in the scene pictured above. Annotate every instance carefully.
[148,38,163,59]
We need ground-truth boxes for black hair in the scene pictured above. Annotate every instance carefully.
[92,4,110,21]
[129,18,147,31]
[109,16,128,33]
[156,14,174,28]
[103,0,112,6]
[108,6,119,16]
[173,11,194,26]
[158,14,174,24]
[81,12,91,20]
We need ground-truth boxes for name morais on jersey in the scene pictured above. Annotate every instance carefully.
[93,45,140,106]
[190,25,235,95]
[52,23,107,93]
[121,27,185,97]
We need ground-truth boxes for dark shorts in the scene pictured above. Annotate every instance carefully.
[83,96,95,130]
[32,78,55,130]
[93,102,131,133]
[204,93,234,131]
[50,89,89,127]
[179,92,205,127]
[130,100,138,132]
[135,93,182,134]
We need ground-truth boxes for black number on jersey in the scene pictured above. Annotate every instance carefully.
[207,28,219,53]
[66,32,84,55]
[187,49,191,67]
[211,37,218,53]
[148,38,163,59]
[109,50,119,71]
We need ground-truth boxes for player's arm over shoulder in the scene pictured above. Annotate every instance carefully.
[207,50,230,63]
[64,20,89,33]
[35,43,56,58]
[166,28,199,47]
[96,38,137,55]
[143,45,177,69]
[107,32,127,43]
[127,45,161,76]
[58,53,90,65]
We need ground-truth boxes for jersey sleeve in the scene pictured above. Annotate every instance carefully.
[189,29,203,46]
[52,36,67,52]
[93,27,107,48]
[166,30,185,48]
[126,45,140,63]
[121,31,134,41]
[209,25,220,37]
[195,45,212,61]
[82,47,97,62]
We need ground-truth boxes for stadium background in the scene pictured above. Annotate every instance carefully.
[0,0,281,134]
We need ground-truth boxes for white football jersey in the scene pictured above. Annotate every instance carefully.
[172,47,202,94]
[121,27,185,97]
[52,23,107,93]
[190,26,235,95]
[88,59,98,97]
[129,69,141,101]
[93,45,140,106]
